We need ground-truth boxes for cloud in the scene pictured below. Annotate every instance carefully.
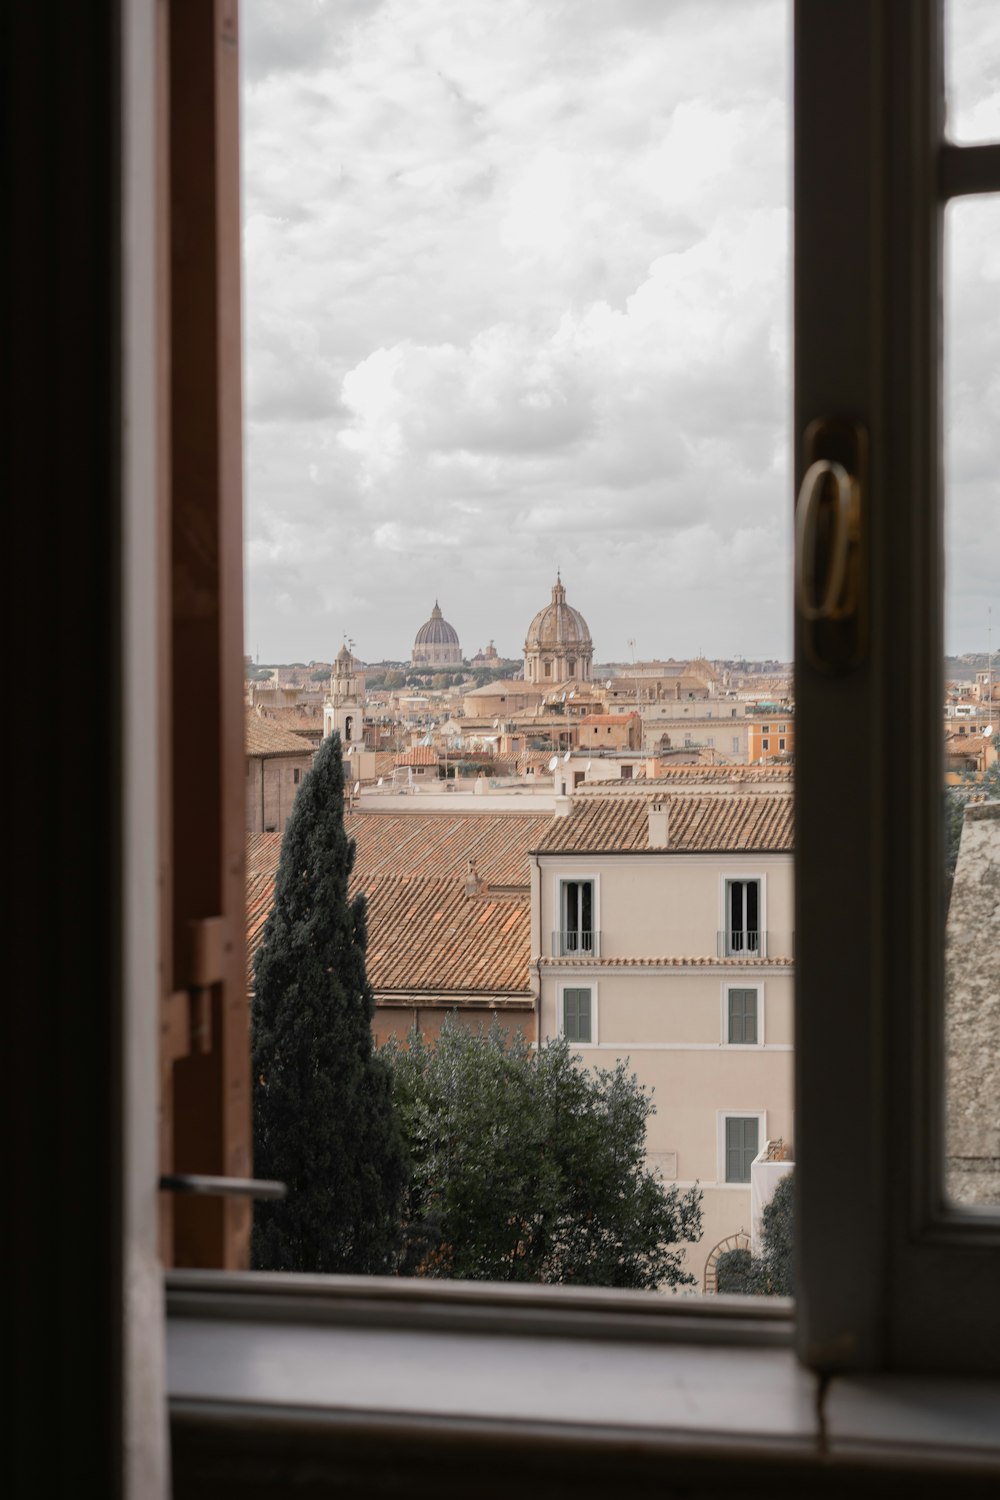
[241,0,994,663]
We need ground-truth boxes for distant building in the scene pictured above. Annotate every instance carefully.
[245,711,315,833]
[524,574,593,685]
[323,643,366,748]
[577,712,642,751]
[412,602,463,668]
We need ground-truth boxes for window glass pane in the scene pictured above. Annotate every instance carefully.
[943,193,1000,1211]
[945,0,1000,145]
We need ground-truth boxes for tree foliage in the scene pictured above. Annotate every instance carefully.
[716,1171,794,1296]
[251,733,405,1273]
[381,1020,702,1289]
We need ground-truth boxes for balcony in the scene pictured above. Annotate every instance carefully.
[552,930,602,958]
[718,929,768,958]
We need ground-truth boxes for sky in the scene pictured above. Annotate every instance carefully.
[241,0,999,665]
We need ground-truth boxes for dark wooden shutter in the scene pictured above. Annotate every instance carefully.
[159,0,251,1270]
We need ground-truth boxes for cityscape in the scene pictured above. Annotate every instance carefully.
[245,572,998,1290]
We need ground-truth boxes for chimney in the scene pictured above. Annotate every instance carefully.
[647,799,669,849]
[465,858,485,898]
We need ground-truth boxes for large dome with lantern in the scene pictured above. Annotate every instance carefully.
[412,601,463,667]
[523,574,593,685]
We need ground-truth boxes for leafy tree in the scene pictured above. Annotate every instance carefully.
[251,732,406,1273]
[716,1171,794,1296]
[382,670,404,689]
[382,1020,702,1289]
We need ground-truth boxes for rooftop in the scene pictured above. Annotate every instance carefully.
[535,791,794,854]
[245,814,539,995]
[245,712,319,758]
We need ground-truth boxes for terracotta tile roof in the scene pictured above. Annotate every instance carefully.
[534,792,794,854]
[629,766,793,786]
[247,831,282,877]
[246,711,318,758]
[244,825,532,995]
[394,745,439,766]
[345,809,550,886]
[361,876,529,994]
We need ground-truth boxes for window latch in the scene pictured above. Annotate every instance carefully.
[159,1173,286,1201]
[795,419,867,672]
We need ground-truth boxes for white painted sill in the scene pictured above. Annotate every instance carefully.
[167,1272,1000,1480]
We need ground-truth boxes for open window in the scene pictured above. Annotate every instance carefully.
[10,2,1000,1495]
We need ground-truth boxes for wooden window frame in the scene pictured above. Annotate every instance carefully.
[12,2,1000,1494]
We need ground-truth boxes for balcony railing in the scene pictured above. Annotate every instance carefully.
[552,930,601,958]
[718,929,768,958]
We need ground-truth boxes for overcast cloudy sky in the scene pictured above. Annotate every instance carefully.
[241,0,998,665]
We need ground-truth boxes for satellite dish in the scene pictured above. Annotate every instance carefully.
[548,755,558,771]
[561,691,567,701]
[376,777,383,787]
[569,690,575,698]
[985,725,994,737]
[585,762,592,773]
[606,680,612,689]
[563,750,571,762]
[347,745,354,755]
[353,781,361,795]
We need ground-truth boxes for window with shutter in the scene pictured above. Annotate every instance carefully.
[727,988,759,1045]
[725,1116,759,1183]
[562,987,593,1045]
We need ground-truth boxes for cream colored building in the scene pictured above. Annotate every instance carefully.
[524,574,593,685]
[531,783,794,1289]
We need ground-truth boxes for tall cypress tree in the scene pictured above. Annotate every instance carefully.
[251,733,405,1272]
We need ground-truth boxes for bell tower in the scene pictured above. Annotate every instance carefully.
[323,641,366,748]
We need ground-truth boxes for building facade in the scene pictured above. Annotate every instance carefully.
[245,712,316,833]
[531,784,794,1288]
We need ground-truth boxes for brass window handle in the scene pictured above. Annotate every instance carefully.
[795,459,862,621]
[795,421,867,672]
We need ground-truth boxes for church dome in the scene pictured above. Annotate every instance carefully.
[524,575,592,652]
[412,601,463,668]
[414,602,460,648]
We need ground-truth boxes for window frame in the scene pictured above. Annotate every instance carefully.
[721,982,764,1048]
[719,1111,766,1186]
[793,0,1000,1375]
[556,872,600,957]
[557,981,598,1046]
[18,2,1000,1494]
[720,872,765,958]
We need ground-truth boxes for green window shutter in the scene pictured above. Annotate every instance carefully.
[726,1116,759,1182]
[728,988,758,1044]
[563,987,592,1043]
